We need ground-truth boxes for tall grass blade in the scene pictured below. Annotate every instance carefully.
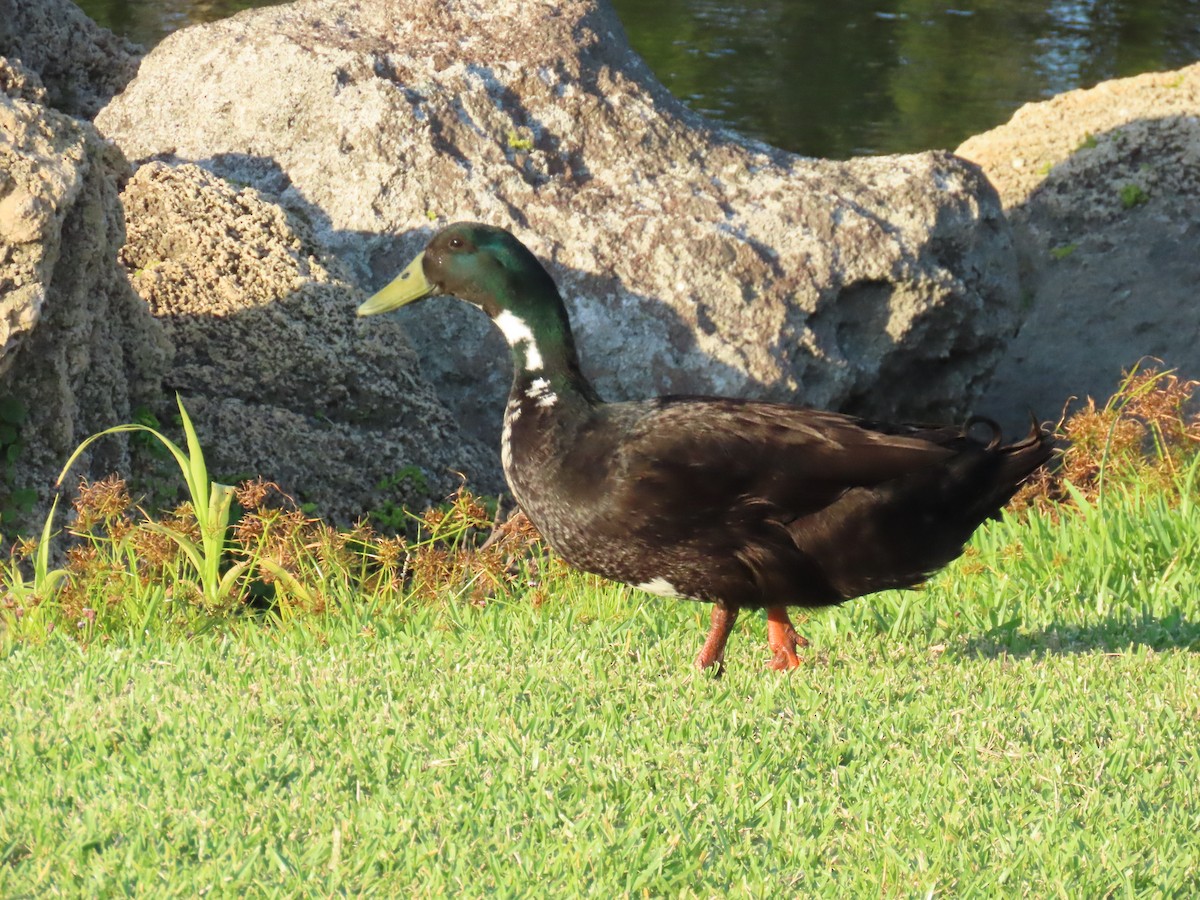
[56,424,188,492]
[178,395,211,516]
[33,495,69,596]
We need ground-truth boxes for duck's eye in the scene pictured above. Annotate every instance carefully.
[448,236,465,250]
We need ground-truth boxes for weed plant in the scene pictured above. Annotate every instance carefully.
[1013,362,1200,512]
[2,365,1198,643]
[1,395,542,642]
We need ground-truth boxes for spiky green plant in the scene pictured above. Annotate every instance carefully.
[56,395,309,611]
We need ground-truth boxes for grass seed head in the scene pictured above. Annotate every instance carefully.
[12,536,39,562]
[1014,363,1200,514]
[235,478,277,511]
[71,476,132,532]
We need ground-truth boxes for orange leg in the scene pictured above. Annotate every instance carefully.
[766,606,808,670]
[695,604,739,675]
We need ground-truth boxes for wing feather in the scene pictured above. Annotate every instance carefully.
[608,397,966,519]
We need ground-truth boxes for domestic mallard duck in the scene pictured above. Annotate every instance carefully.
[358,223,1053,673]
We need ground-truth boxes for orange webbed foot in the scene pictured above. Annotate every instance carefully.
[766,606,808,671]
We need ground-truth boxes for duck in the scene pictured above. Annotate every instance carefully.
[358,222,1054,673]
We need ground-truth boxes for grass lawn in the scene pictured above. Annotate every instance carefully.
[2,482,1199,897]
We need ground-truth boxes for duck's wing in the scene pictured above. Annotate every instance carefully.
[607,397,973,517]
[601,397,1050,603]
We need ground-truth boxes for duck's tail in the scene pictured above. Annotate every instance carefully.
[816,416,1056,598]
[971,415,1056,520]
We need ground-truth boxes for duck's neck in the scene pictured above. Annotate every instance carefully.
[492,307,601,406]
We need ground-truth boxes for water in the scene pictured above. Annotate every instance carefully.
[75,0,1200,158]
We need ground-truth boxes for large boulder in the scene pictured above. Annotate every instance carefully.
[0,0,142,119]
[0,85,170,531]
[958,63,1200,427]
[117,161,498,518]
[0,0,495,531]
[97,0,1022,457]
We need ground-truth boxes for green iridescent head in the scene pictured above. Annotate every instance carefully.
[357,222,561,320]
[358,222,585,380]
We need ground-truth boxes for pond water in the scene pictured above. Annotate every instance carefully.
[74,0,1200,158]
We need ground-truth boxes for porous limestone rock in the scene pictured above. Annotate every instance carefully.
[958,63,1200,427]
[97,0,1022,456]
[0,56,48,107]
[0,85,170,530]
[0,0,142,119]
[118,162,498,518]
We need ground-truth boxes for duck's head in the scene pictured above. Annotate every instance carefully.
[358,222,578,377]
[357,222,562,321]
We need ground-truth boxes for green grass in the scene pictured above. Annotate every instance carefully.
[3,479,1199,897]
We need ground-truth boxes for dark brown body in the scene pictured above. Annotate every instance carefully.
[504,375,1053,670]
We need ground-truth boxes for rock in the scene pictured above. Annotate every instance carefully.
[0,57,48,107]
[0,0,493,531]
[958,63,1200,427]
[0,0,142,119]
[117,162,499,519]
[97,0,1021,461]
[0,87,170,532]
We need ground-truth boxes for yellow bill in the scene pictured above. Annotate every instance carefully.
[356,252,435,316]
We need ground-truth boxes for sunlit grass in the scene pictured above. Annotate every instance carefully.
[1,370,1199,895]
[2,495,1198,896]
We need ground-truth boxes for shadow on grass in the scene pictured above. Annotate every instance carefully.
[960,610,1200,659]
